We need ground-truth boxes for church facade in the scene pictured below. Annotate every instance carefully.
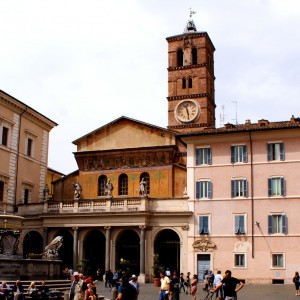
[1,17,299,284]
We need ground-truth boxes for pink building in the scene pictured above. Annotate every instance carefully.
[180,118,300,284]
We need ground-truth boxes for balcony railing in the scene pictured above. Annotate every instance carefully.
[16,196,189,216]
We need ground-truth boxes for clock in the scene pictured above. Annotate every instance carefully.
[175,100,199,123]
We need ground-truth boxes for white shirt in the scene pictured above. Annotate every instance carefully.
[214,274,223,286]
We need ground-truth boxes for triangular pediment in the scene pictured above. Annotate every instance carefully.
[73,116,177,151]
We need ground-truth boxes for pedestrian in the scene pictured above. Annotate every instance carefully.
[179,273,185,293]
[213,271,223,299]
[293,271,300,296]
[84,284,96,300]
[0,281,13,300]
[39,281,49,299]
[105,270,113,288]
[129,275,140,299]
[12,280,24,300]
[28,282,40,300]
[203,270,209,292]
[159,271,171,300]
[212,270,244,300]
[165,268,171,278]
[209,270,215,288]
[69,271,88,300]
[116,274,137,300]
[185,272,191,294]
[190,274,198,300]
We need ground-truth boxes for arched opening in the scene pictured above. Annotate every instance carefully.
[192,48,197,65]
[98,175,107,196]
[154,229,180,274]
[182,78,186,89]
[189,78,193,88]
[55,229,73,270]
[177,49,183,67]
[118,174,128,196]
[116,229,140,275]
[23,230,43,258]
[83,230,106,277]
[140,172,150,195]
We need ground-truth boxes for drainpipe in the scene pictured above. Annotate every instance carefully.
[14,106,28,212]
[249,131,255,258]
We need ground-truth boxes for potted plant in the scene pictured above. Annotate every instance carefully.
[152,253,164,287]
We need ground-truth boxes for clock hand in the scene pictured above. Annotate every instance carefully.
[185,107,190,119]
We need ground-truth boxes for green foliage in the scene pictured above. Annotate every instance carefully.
[152,253,164,278]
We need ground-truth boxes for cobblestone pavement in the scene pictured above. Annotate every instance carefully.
[96,282,298,300]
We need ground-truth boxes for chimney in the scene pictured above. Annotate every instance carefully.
[258,119,269,127]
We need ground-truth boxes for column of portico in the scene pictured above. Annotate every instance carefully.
[42,227,48,251]
[104,226,111,271]
[73,227,78,269]
[139,225,146,283]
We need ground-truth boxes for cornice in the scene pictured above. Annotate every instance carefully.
[0,91,57,131]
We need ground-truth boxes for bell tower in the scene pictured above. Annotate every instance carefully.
[166,18,216,133]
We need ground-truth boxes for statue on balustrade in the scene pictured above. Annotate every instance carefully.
[139,178,147,197]
[73,181,82,200]
[43,236,63,258]
[105,179,113,197]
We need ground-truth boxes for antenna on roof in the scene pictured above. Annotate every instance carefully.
[232,100,238,125]
[189,8,196,19]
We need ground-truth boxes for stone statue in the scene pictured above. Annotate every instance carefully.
[43,236,63,258]
[105,179,113,197]
[73,181,82,200]
[139,178,147,197]
[43,184,49,201]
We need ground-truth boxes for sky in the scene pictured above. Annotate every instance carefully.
[1,0,300,174]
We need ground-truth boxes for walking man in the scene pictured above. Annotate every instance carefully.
[212,270,244,300]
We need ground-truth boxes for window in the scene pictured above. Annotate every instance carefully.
[182,78,186,89]
[234,253,246,268]
[268,177,285,196]
[196,180,212,199]
[231,179,247,198]
[1,127,8,146]
[188,78,192,88]
[199,216,209,235]
[177,49,183,67]
[272,253,284,268]
[24,188,29,204]
[267,143,284,161]
[0,181,4,202]
[234,215,246,234]
[195,148,212,165]
[140,172,150,195]
[268,214,287,234]
[192,48,197,65]
[26,138,33,156]
[98,175,107,196]
[118,174,128,196]
[231,145,247,163]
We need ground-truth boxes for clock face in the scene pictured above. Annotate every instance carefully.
[175,100,199,123]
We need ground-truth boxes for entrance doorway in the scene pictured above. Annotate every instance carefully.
[23,231,43,258]
[154,229,180,274]
[56,229,73,270]
[116,229,140,275]
[197,254,211,282]
[83,230,105,276]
